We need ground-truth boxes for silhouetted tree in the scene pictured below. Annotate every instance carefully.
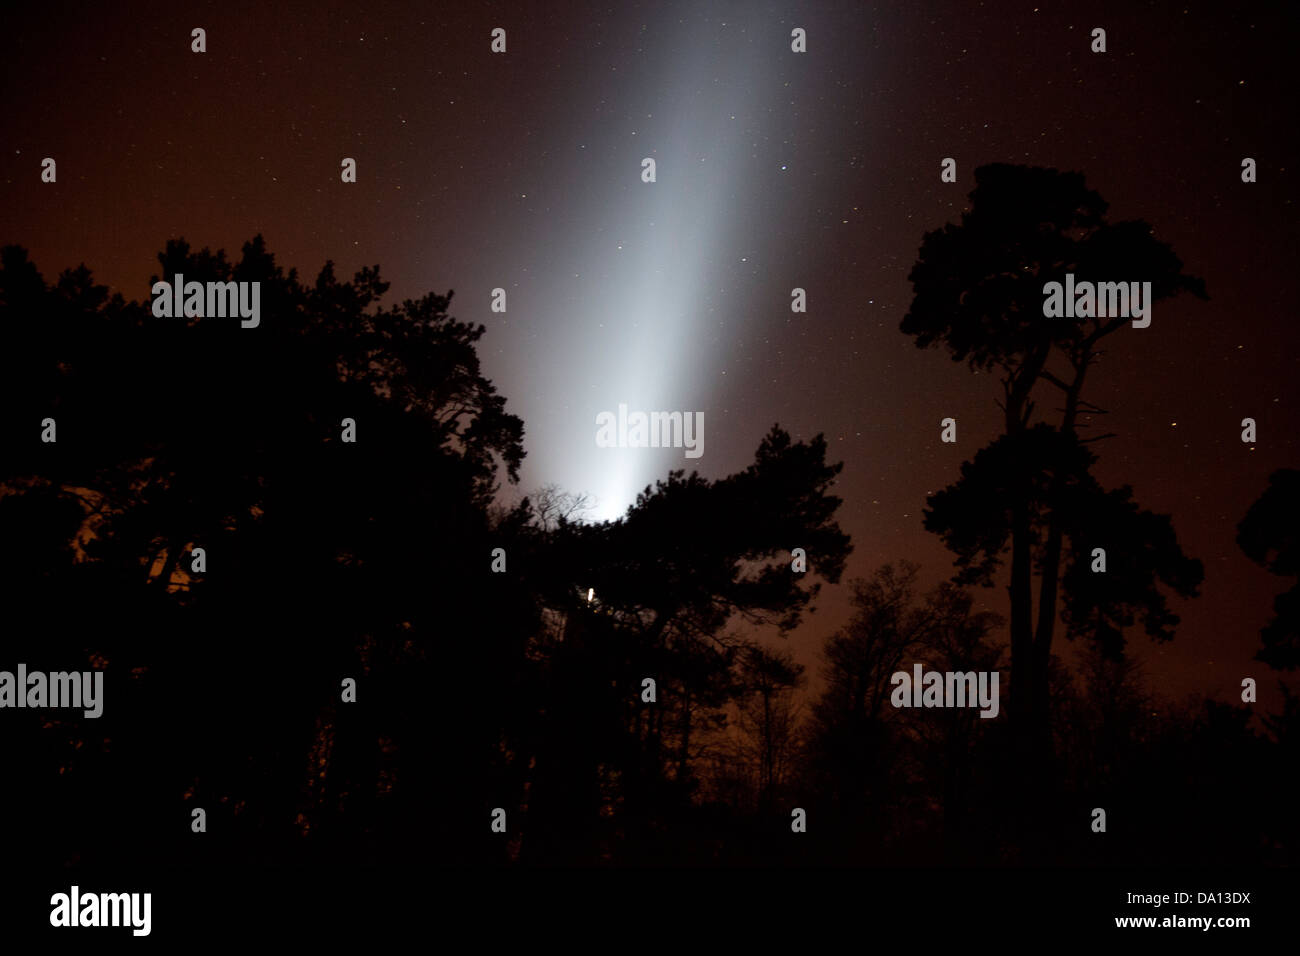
[901,164,1206,775]
[1238,468,1300,668]
[733,644,805,813]
[0,238,532,867]
[905,582,1005,857]
[515,427,852,863]
[806,563,1001,859]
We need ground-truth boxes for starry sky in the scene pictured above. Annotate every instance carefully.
[2,0,1296,709]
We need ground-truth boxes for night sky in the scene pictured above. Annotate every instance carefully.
[3,1,1296,710]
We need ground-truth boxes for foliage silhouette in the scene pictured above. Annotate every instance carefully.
[1238,468,1300,669]
[1,234,1292,868]
[901,165,1206,777]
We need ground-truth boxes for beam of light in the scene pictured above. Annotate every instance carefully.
[556,11,781,522]
[474,6,802,525]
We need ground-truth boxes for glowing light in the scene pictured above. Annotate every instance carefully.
[487,11,799,524]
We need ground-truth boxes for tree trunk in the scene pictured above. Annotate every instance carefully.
[1029,359,1090,767]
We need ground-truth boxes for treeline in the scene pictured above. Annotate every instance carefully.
[1,238,1294,868]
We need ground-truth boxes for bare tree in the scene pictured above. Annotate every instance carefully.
[529,482,594,530]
